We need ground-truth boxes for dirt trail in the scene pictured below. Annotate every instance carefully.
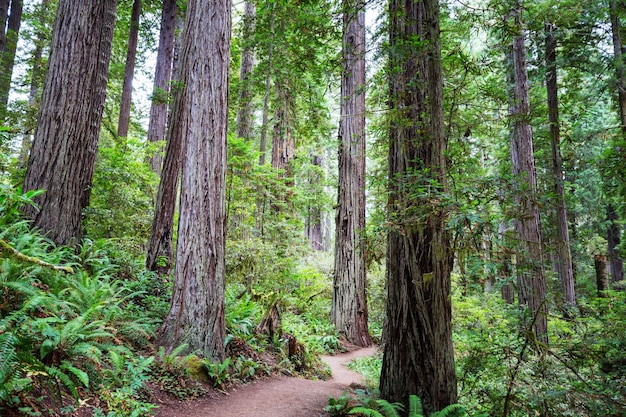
[155,345,378,417]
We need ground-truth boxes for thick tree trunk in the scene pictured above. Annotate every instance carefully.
[270,87,294,171]
[0,0,22,120]
[22,0,118,246]
[158,0,230,361]
[380,0,458,412]
[545,23,575,306]
[117,0,141,138]
[331,0,370,347]
[236,0,256,141]
[595,255,609,297]
[147,0,177,174]
[607,204,625,282]
[507,3,548,342]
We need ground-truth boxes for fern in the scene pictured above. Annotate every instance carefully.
[0,333,32,403]
[349,408,386,417]
[60,361,90,388]
[408,395,424,417]
[44,363,79,401]
[429,403,467,417]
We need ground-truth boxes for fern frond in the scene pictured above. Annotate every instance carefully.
[349,407,386,417]
[70,342,104,365]
[45,364,79,401]
[376,399,403,417]
[408,395,424,417]
[60,361,90,387]
[430,403,466,417]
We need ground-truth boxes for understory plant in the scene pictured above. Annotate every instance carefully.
[0,186,162,414]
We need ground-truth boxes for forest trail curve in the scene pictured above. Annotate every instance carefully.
[155,345,378,417]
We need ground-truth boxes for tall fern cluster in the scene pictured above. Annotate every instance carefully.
[0,185,162,415]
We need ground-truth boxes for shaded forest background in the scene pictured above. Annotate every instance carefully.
[1,0,626,416]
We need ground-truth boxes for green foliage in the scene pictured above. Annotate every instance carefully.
[346,355,382,388]
[0,333,31,408]
[346,394,470,417]
[85,135,158,241]
[96,351,156,417]
[0,185,44,227]
[203,357,232,389]
[454,291,626,416]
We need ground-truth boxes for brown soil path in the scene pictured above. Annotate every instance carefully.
[155,345,378,417]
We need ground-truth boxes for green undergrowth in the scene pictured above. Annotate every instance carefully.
[0,186,345,415]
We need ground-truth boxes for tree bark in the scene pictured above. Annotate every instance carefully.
[147,0,177,174]
[545,22,576,306]
[331,0,370,347]
[379,0,458,412]
[236,0,256,141]
[117,0,141,138]
[507,2,548,342]
[0,0,22,121]
[607,204,625,282]
[270,86,294,171]
[611,0,626,132]
[307,154,324,251]
[18,0,48,169]
[22,0,118,246]
[608,1,626,284]
[146,11,184,273]
[259,6,274,166]
[158,0,230,361]
[595,254,609,297]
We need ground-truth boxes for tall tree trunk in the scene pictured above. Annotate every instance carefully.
[147,0,177,174]
[609,3,626,284]
[158,0,231,361]
[145,95,184,274]
[0,0,22,121]
[545,22,575,306]
[18,0,48,169]
[611,0,626,132]
[331,0,370,348]
[146,10,185,273]
[22,0,118,246]
[507,3,548,342]
[259,6,274,166]
[380,0,458,412]
[607,204,625,282]
[236,0,256,141]
[117,0,141,138]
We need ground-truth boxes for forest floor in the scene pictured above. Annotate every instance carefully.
[154,345,378,417]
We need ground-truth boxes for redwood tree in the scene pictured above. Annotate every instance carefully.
[146,0,177,174]
[117,0,142,138]
[545,22,575,306]
[379,0,458,412]
[158,0,231,360]
[332,0,370,348]
[507,1,548,341]
[22,0,118,245]
[236,0,256,142]
[0,0,22,121]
